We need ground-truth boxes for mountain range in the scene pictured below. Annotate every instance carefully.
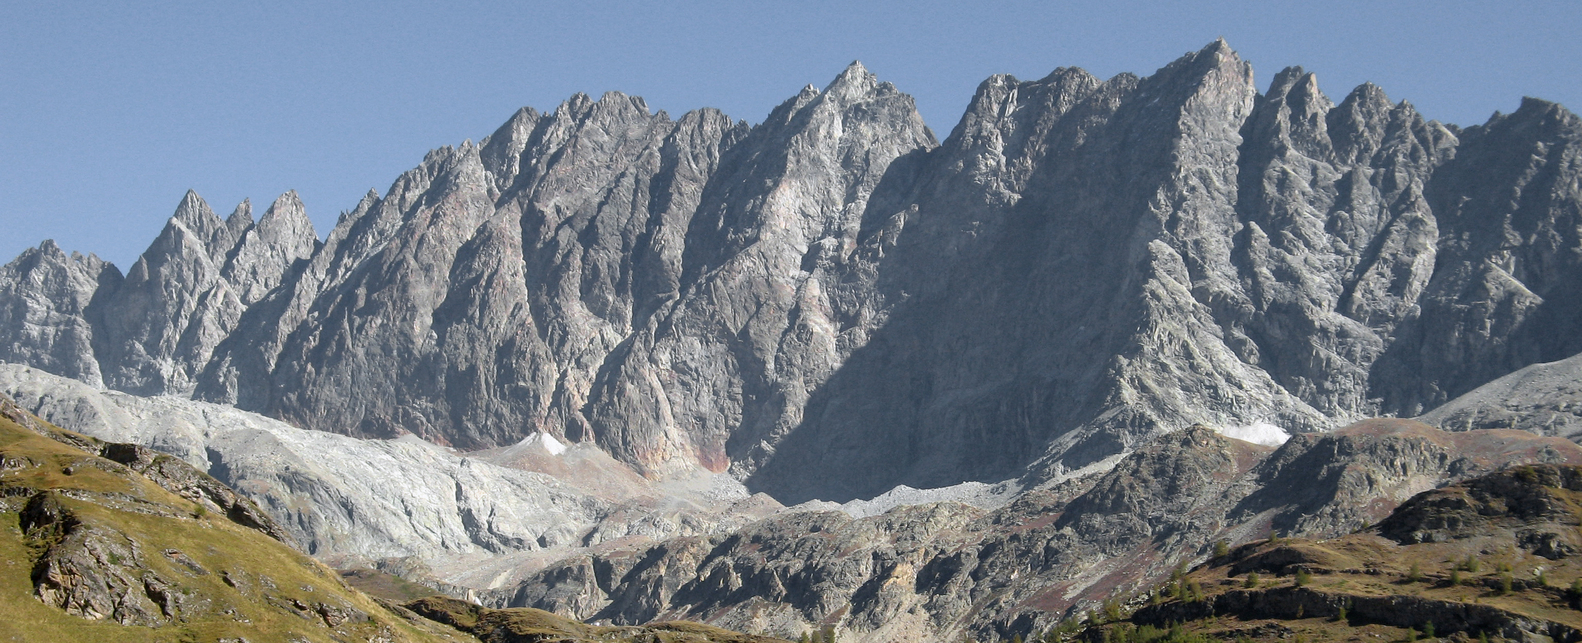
[2,39,1580,642]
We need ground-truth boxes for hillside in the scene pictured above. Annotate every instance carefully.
[1084,464,1582,642]
[0,395,472,641]
[0,394,782,643]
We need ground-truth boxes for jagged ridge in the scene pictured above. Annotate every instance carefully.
[0,41,1578,505]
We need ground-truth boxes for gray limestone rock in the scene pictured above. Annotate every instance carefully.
[482,422,1582,642]
[0,40,1579,509]
[220,191,318,307]
[0,240,117,387]
[1418,351,1582,439]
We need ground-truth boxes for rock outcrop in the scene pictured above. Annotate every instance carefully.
[1419,351,1582,439]
[474,422,1582,642]
[1,40,1579,504]
[0,392,470,641]
[1115,464,1582,643]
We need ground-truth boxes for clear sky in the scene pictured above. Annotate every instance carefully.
[3,0,1579,268]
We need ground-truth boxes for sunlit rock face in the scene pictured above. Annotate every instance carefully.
[1,40,1580,505]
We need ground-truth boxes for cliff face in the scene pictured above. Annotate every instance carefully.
[2,41,1580,502]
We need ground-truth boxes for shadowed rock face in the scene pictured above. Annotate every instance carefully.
[2,41,1580,502]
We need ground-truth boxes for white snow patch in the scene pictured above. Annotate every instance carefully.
[528,431,567,456]
[785,479,1022,518]
[1216,422,1291,446]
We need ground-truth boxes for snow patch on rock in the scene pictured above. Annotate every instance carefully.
[1216,421,1291,446]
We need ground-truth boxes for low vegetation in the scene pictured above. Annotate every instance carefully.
[1033,465,1582,642]
[405,595,790,643]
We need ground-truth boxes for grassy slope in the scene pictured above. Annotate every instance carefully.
[404,595,793,643]
[0,412,473,643]
[341,567,445,603]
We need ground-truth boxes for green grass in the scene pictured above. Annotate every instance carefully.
[0,413,475,643]
[405,595,792,643]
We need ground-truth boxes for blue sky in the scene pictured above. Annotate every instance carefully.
[3,0,1579,268]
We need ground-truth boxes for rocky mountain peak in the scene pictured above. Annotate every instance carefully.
[167,190,237,263]
[170,189,217,228]
[822,60,880,101]
[0,41,1579,512]
[0,240,116,388]
[224,198,254,240]
[1256,66,1334,160]
[221,190,318,307]
[256,190,313,234]
[599,90,650,114]
[1327,81,1396,164]
[479,106,541,191]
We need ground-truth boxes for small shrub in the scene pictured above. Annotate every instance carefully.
[1407,562,1422,582]
[1462,555,1481,574]
[1295,604,1304,619]
[1244,572,1260,588]
[1450,569,1462,586]
[1407,626,1419,642]
[1423,622,1435,639]
[1103,599,1123,622]
[193,505,207,519]
[1294,568,1311,587]
[1214,540,1229,558]
[1537,570,1550,587]
[1499,574,1513,595]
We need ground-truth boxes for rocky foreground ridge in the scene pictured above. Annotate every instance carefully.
[1089,463,1582,642]
[3,40,1579,502]
[0,394,789,643]
[0,393,468,641]
[464,420,1582,641]
[7,368,1581,643]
